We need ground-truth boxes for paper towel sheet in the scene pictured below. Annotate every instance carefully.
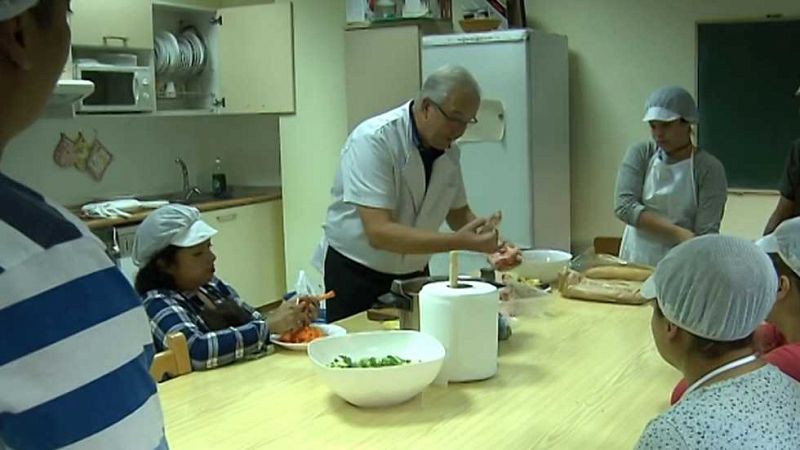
[459,99,505,143]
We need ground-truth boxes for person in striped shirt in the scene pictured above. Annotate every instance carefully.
[0,1,168,449]
[132,204,317,370]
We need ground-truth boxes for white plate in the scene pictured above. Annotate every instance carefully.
[156,31,180,77]
[270,324,347,351]
[182,28,205,75]
[178,37,193,75]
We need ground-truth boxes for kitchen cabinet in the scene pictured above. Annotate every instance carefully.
[201,201,286,307]
[345,20,452,132]
[71,0,154,49]
[153,1,295,114]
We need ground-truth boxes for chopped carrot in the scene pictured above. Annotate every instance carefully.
[279,325,326,343]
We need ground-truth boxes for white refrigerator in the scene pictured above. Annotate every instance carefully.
[421,29,570,275]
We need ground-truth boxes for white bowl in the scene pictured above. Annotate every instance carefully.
[269,323,347,351]
[307,330,445,408]
[514,249,573,282]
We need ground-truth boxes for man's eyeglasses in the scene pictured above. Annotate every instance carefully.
[429,100,478,126]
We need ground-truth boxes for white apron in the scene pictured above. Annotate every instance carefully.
[620,149,697,267]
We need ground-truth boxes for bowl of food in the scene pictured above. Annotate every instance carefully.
[514,249,573,282]
[307,330,445,407]
[270,323,346,351]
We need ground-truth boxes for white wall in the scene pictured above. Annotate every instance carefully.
[520,0,800,251]
[3,114,280,206]
[277,0,348,287]
[448,1,798,249]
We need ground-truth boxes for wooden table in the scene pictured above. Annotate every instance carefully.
[157,295,680,449]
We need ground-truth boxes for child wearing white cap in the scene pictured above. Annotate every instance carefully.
[133,204,318,370]
[614,86,728,267]
[636,235,800,449]
[1,1,168,449]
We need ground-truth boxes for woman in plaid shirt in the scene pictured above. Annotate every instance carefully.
[133,204,317,370]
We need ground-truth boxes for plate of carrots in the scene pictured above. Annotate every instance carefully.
[270,323,347,351]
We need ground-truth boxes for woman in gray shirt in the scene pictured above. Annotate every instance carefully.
[614,86,727,267]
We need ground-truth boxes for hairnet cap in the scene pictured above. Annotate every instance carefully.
[0,0,38,21]
[757,217,800,277]
[640,235,777,341]
[132,204,218,267]
[642,86,698,124]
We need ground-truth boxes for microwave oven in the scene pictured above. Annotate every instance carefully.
[74,62,156,113]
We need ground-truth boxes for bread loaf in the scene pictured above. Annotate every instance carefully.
[584,266,652,281]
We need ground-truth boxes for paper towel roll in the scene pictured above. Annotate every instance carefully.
[419,281,499,383]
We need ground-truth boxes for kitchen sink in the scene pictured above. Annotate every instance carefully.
[138,191,230,206]
[168,193,226,205]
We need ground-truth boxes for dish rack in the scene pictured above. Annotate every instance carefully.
[153,2,220,112]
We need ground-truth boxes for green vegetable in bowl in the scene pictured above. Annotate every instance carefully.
[328,354,412,368]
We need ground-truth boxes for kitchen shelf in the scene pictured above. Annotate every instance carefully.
[346,18,453,35]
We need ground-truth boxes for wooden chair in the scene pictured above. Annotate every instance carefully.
[593,236,622,257]
[150,332,192,383]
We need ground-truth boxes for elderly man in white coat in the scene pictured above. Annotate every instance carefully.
[315,65,502,322]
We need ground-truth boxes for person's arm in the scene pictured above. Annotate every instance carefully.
[144,292,268,370]
[358,206,498,254]
[766,142,800,234]
[765,196,796,235]
[446,205,477,231]
[634,417,689,450]
[692,155,728,236]
[614,143,694,243]
[637,211,695,243]
[614,142,650,226]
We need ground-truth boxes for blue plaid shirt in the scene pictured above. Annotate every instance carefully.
[142,277,269,370]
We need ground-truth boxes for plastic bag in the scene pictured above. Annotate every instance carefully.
[558,268,647,305]
[81,199,168,219]
[287,270,327,323]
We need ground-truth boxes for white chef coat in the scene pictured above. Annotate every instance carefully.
[313,101,468,274]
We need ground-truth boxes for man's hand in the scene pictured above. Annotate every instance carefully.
[266,301,311,335]
[477,211,502,234]
[490,242,523,271]
[455,217,500,253]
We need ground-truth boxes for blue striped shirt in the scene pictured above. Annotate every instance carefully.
[143,278,270,370]
[0,173,168,450]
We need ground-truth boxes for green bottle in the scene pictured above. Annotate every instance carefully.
[212,157,227,198]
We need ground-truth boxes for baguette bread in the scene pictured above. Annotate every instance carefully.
[584,265,653,281]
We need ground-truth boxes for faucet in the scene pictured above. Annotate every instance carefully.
[174,158,202,201]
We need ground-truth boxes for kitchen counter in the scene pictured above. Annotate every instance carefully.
[72,186,281,230]
[156,295,680,449]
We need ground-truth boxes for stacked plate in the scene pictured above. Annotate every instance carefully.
[154,28,206,78]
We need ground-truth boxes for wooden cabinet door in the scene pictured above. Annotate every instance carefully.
[71,0,154,49]
[345,26,421,132]
[218,3,295,114]
[201,201,286,307]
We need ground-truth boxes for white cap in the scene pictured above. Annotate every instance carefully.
[642,86,698,123]
[0,0,38,21]
[132,204,218,267]
[756,217,800,277]
[641,235,777,341]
